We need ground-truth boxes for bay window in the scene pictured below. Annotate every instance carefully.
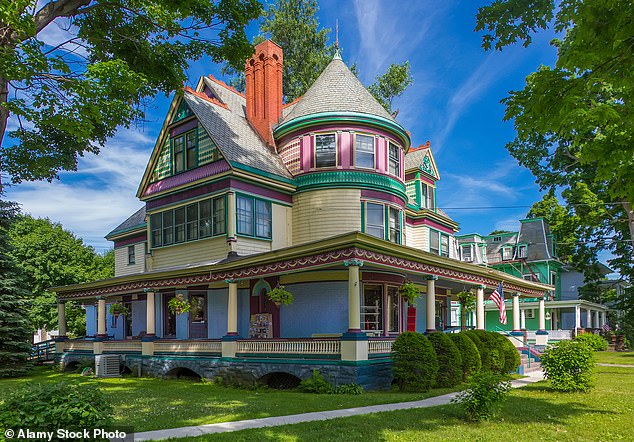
[364,202,402,244]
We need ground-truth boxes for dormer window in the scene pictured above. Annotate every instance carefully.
[173,129,197,174]
[461,245,473,262]
[389,142,400,177]
[421,183,435,210]
[315,133,336,168]
[502,247,513,260]
[355,134,375,168]
[518,245,527,258]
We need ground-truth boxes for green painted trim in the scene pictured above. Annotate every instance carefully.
[235,193,273,240]
[295,171,407,201]
[106,224,147,240]
[384,205,389,240]
[229,162,295,185]
[274,112,411,148]
[360,201,366,232]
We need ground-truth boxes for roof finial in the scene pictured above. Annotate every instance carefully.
[334,19,342,60]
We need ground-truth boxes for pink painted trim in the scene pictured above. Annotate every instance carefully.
[340,132,351,168]
[376,137,387,173]
[277,123,401,148]
[144,160,231,197]
[230,179,293,204]
[170,119,198,137]
[406,217,455,234]
[113,234,147,248]
[420,175,436,185]
[361,190,406,206]
[301,135,311,171]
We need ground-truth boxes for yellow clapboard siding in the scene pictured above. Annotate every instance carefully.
[292,189,361,245]
[405,224,428,251]
[150,236,227,270]
[272,203,292,250]
[236,236,271,256]
[114,243,145,277]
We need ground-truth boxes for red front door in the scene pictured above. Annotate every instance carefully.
[249,278,280,338]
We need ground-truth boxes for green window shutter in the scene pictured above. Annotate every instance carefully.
[197,127,219,165]
[151,135,172,181]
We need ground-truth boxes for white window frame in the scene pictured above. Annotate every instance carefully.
[354,133,375,169]
[314,133,337,168]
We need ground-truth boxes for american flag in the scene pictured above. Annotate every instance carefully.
[489,282,507,325]
[602,323,611,332]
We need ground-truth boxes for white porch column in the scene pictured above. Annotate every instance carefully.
[426,275,438,332]
[512,294,520,331]
[575,304,581,330]
[57,301,67,338]
[227,191,237,254]
[476,285,485,330]
[96,297,107,337]
[601,311,607,327]
[342,259,367,362]
[145,290,156,336]
[538,298,546,331]
[226,279,238,336]
[520,308,526,330]
[594,311,600,330]
[471,311,477,328]
[586,308,592,329]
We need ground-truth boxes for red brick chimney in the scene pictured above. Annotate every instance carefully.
[245,40,283,146]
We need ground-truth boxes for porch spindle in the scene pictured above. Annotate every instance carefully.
[476,285,485,330]
[426,275,437,333]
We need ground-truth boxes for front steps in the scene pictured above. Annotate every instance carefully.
[517,346,542,375]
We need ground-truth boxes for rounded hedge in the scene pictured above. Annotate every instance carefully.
[490,332,521,373]
[450,332,482,380]
[574,333,609,351]
[427,332,463,387]
[391,332,439,392]
[464,330,491,371]
[541,340,595,392]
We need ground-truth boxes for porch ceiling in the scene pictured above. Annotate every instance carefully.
[52,231,552,300]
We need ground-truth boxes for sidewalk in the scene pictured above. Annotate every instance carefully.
[134,370,544,441]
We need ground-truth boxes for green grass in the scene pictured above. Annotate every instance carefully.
[594,350,634,365]
[0,365,459,432]
[180,365,634,441]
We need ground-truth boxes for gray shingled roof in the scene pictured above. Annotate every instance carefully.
[106,206,146,239]
[404,148,429,171]
[282,58,396,123]
[518,219,553,261]
[183,92,292,179]
[202,77,245,115]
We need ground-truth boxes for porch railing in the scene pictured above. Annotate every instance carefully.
[236,339,341,355]
[154,340,222,354]
[548,330,573,341]
[103,341,142,353]
[368,338,395,354]
[64,340,94,352]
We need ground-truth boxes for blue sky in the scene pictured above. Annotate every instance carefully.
[6,0,560,254]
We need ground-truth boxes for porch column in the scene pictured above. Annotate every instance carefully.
[601,311,607,327]
[96,297,107,337]
[344,259,363,332]
[145,290,156,337]
[476,285,485,330]
[594,311,600,330]
[520,308,526,330]
[535,297,548,345]
[575,304,581,331]
[586,308,592,329]
[426,275,438,333]
[57,301,67,339]
[471,311,477,328]
[342,259,367,362]
[512,294,520,332]
[227,191,237,254]
[226,279,239,336]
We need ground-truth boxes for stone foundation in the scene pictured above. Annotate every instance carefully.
[58,352,393,390]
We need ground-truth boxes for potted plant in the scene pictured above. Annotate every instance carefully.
[457,290,476,331]
[267,285,294,307]
[399,280,421,304]
[108,303,130,319]
[168,294,191,315]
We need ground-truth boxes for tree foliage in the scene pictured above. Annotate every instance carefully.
[0,200,32,377]
[476,0,634,275]
[367,62,413,114]
[8,215,114,335]
[0,0,261,185]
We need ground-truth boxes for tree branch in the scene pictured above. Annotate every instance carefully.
[34,0,92,35]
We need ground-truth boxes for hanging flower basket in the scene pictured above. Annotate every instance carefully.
[399,280,420,304]
[457,291,476,312]
[267,285,294,306]
[108,303,130,318]
[168,294,191,315]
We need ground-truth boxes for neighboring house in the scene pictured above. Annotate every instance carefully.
[457,218,610,339]
[53,42,549,389]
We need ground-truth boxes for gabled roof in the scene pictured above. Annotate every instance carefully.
[281,58,396,123]
[105,206,146,239]
[404,143,440,179]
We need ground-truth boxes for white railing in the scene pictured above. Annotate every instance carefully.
[154,340,222,354]
[64,340,94,352]
[368,339,394,354]
[103,341,142,353]
[548,330,573,340]
[236,339,341,355]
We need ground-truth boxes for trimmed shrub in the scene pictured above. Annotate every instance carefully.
[450,332,482,380]
[0,382,113,431]
[451,371,512,422]
[391,332,439,392]
[574,333,609,351]
[299,370,333,394]
[464,330,491,371]
[427,332,463,387]
[541,340,595,392]
[490,332,521,373]
[469,330,504,372]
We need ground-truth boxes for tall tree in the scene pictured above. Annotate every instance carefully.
[368,62,413,115]
[8,216,114,336]
[0,0,261,186]
[475,0,634,272]
[0,200,32,377]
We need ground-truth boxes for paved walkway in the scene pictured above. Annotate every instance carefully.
[597,363,634,368]
[134,370,544,441]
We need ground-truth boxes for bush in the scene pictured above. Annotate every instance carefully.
[427,332,463,387]
[391,332,439,392]
[490,332,521,373]
[451,371,512,422]
[0,382,113,431]
[334,384,364,395]
[574,333,609,351]
[450,333,482,381]
[540,340,595,392]
[467,330,505,372]
[299,370,333,394]
[464,331,491,371]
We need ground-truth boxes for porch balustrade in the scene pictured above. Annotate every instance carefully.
[154,340,222,354]
[102,341,143,353]
[236,339,341,355]
[368,338,395,354]
[63,340,94,352]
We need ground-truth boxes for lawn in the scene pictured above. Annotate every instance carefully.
[179,364,634,441]
[595,350,634,365]
[0,366,459,432]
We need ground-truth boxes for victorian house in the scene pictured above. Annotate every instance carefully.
[53,42,550,388]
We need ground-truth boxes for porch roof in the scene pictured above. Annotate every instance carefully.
[52,232,553,300]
